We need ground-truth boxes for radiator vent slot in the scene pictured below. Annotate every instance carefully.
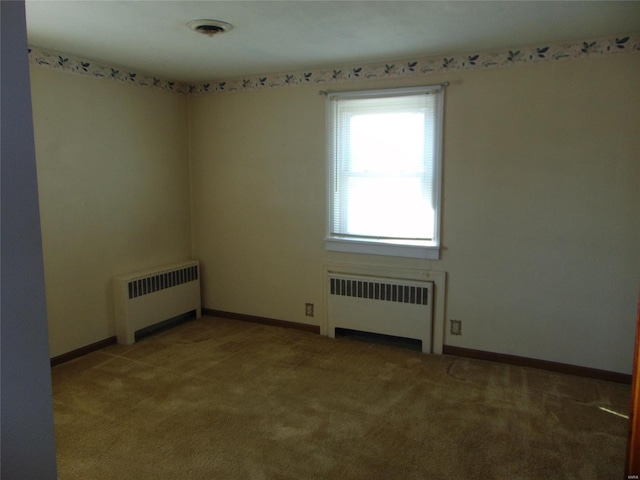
[128,265,198,299]
[330,277,428,305]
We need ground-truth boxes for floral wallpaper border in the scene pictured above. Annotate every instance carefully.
[28,46,190,94]
[29,32,640,96]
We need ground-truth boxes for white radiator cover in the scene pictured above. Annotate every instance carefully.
[328,273,433,353]
[113,261,202,345]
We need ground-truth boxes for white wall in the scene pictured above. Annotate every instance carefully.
[438,56,640,371]
[188,86,327,324]
[30,68,192,357]
[189,54,640,374]
[1,2,58,478]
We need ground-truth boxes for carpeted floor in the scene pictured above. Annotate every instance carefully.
[52,316,631,479]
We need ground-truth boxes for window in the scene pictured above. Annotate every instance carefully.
[326,85,444,259]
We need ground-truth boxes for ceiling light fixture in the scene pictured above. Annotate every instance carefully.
[187,19,233,37]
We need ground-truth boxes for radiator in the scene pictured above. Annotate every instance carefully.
[328,273,433,353]
[113,261,201,345]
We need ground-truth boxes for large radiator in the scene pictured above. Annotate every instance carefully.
[113,261,201,345]
[328,273,433,353]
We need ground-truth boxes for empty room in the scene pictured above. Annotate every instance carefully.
[2,1,640,479]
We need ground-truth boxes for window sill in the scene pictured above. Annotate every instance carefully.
[325,237,440,260]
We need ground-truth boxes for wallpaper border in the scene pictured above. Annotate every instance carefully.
[29,32,640,96]
[28,46,189,94]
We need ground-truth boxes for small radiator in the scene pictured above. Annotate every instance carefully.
[113,261,201,345]
[328,273,433,353]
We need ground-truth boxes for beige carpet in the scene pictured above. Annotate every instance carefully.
[52,316,630,479]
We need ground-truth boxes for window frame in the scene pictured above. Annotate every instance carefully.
[325,85,445,259]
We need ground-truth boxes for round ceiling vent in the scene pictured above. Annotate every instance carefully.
[187,19,233,37]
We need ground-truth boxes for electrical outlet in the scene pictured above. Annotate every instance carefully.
[450,319,462,335]
[305,303,314,317]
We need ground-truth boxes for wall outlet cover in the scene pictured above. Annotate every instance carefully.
[305,303,314,317]
[450,319,462,335]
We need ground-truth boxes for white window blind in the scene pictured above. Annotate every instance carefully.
[327,85,444,259]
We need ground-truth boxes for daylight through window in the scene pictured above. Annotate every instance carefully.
[327,85,444,259]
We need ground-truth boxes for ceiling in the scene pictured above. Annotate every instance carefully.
[25,1,640,83]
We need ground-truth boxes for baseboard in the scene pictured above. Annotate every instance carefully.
[51,324,626,384]
[203,308,321,334]
[50,336,117,367]
[442,345,631,384]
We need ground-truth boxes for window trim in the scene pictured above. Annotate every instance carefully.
[325,85,445,260]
